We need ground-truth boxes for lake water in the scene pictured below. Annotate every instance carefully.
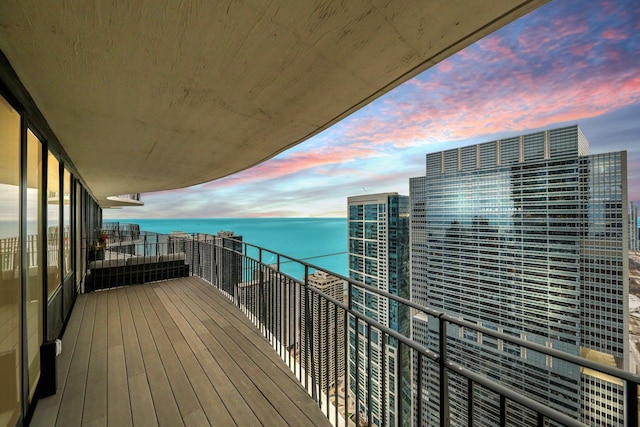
[107,217,348,277]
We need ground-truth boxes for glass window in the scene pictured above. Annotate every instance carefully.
[63,169,71,277]
[75,184,82,288]
[364,204,377,220]
[26,129,43,402]
[47,152,60,298]
[0,95,22,425]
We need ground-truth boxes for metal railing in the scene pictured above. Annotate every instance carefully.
[100,221,141,244]
[82,232,640,426]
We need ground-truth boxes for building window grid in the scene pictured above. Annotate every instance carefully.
[411,126,626,426]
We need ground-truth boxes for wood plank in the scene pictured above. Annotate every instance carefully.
[55,292,97,427]
[135,286,202,422]
[181,409,209,427]
[83,291,109,425]
[171,340,236,426]
[117,287,145,377]
[195,317,288,424]
[204,315,321,426]
[181,278,302,379]
[125,286,184,427]
[176,279,281,368]
[154,285,254,426]
[156,281,288,425]
[30,294,88,427]
[179,278,331,426]
[106,290,133,427]
[155,281,264,425]
[128,373,159,427]
[32,278,333,427]
[117,287,156,426]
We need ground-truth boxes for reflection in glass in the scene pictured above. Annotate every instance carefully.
[0,95,21,426]
[47,152,60,298]
[75,184,82,287]
[26,129,43,402]
[63,169,71,277]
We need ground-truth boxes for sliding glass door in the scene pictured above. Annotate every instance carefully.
[0,88,22,427]
[25,129,43,404]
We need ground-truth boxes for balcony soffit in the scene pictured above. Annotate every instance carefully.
[0,0,547,207]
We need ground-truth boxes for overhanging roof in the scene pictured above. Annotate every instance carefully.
[0,1,546,207]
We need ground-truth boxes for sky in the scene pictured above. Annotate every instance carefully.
[107,0,640,220]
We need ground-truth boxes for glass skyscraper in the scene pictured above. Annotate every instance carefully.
[410,125,628,426]
[348,193,411,426]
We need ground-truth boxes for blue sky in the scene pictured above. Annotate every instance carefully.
[107,0,640,219]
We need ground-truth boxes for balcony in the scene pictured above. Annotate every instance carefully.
[30,276,330,427]
[30,232,640,426]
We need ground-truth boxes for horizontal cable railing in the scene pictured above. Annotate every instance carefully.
[81,231,640,427]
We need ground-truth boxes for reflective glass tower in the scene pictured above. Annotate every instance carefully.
[347,193,411,426]
[410,125,628,426]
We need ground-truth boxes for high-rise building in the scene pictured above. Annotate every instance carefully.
[300,271,346,392]
[347,193,411,426]
[629,203,638,252]
[410,125,629,426]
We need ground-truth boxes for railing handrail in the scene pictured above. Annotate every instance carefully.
[202,236,599,426]
[219,235,640,386]
[85,230,638,426]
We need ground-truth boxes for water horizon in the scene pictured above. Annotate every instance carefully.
[105,217,349,277]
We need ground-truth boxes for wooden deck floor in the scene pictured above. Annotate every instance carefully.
[30,277,331,427]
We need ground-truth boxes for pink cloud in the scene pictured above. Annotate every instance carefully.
[330,68,640,151]
[476,36,522,64]
[571,43,595,56]
[436,60,453,73]
[551,17,589,39]
[600,0,619,14]
[204,144,378,189]
[602,29,629,40]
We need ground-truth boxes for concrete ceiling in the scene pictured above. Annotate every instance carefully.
[0,0,546,207]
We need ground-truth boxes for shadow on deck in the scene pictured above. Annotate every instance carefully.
[30,277,331,426]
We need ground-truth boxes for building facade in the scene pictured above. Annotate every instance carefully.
[347,193,411,426]
[300,271,346,392]
[410,125,628,426]
[629,202,638,252]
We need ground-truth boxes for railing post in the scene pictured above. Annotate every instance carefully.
[382,333,387,427]
[191,234,195,276]
[467,377,473,427]
[355,317,360,427]
[417,352,423,427]
[627,380,638,427]
[303,265,318,402]
[397,340,403,427]
[343,308,349,427]
[259,268,265,335]
[334,303,339,426]
[439,314,449,427]
[367,323,372,427]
